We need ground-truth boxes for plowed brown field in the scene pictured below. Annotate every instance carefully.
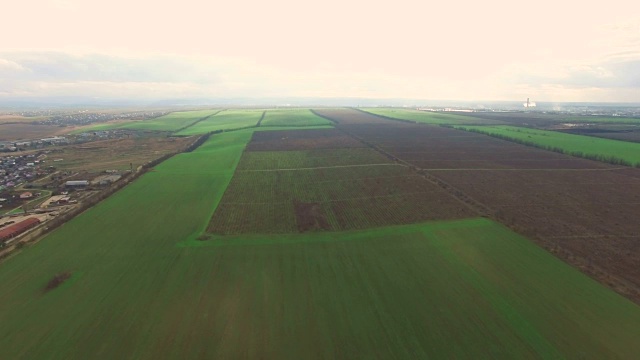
[314,108,640,302]
[208,128,474,234]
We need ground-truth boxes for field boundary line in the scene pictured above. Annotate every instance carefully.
[172,109,225,134]
[256,110,266,127]
[310,109,340,124]
[325,118,494,217]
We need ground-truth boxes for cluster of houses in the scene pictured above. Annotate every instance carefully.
[0,137,68,152]
[0,153,48,192]
[39,110,169,126]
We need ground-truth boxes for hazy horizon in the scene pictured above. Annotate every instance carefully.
[2,0,639,103]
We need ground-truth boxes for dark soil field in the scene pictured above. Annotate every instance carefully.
[557,126,640,143]
[246,128,364,151]
[448,111,568,127]
[0,123,69,141]
[314,108,640,302]
[208,128,474,234]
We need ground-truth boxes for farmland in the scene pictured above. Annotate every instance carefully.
[361,108,503,125]
[456,125,640,166]
[453,111,640,127]
[3,181,640,358]
[260,109,333,127]
[74,110,220,133]
[208,128,473,234]
[45,136,194,171]
[0,123,69,141]
[316,108,640,301]
[0,115,49,124]
[2,108,640,358]
[174,109,264,135]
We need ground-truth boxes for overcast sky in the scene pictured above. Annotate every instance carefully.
[1,0,639,102]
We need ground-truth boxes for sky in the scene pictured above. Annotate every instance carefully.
[1,0,639,103]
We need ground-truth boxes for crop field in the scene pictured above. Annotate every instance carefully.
[456,125,640,166]
[315,108,640,301]
[72,110,220,133]
[246,128,362,151]
[260,109,333,127]
[3,109,640,358]
[45,136,194,171]
[3,198,640,359]
[174,109,264,135]
[120,110,220,132]
[70,121,138,134]
[210,163,471,234]
[0,123,69,141]
[208,128,473,234]
[453,111,640,127]
[361,108,504,125]
[555,124,640,143]
[0,115,49,124]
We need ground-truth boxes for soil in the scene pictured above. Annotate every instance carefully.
[246,129,364,151]
[294,202,330,232]
[314,108,640,303]
[0,123,69,141]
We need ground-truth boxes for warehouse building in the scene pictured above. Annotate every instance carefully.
[65,180,89,187]
[0,218,41,243]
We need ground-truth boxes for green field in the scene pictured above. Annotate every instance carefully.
[174,109,264,135]
[3,205,640,357]
[2,127,640,358]
[362,108,503,125]
[261,109,333,127]
[74,110,220,133]
[456,125,640,166]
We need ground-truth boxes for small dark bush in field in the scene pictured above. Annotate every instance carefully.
[196,234,212,241]
[44,272,71,292]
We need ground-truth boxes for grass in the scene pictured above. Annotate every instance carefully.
[260,109,333,127]
[253,125,333,131]
[362,108,503,125]
[72,110,219,133]
[456,125,640,166]
[174,109,264,135]
[1,128,640,358]
[0,130,254,356]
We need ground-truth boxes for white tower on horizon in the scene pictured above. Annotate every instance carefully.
[524,98,537,108]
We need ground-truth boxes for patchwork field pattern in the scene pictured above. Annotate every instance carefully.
[118,110,220,132]
[260,109,333,127]
[3,116,640,358]
[314,108,640,301]
[456,125,640,166]
[208,128,473,234]
[362,108,503,125]
[175,109,264,135]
